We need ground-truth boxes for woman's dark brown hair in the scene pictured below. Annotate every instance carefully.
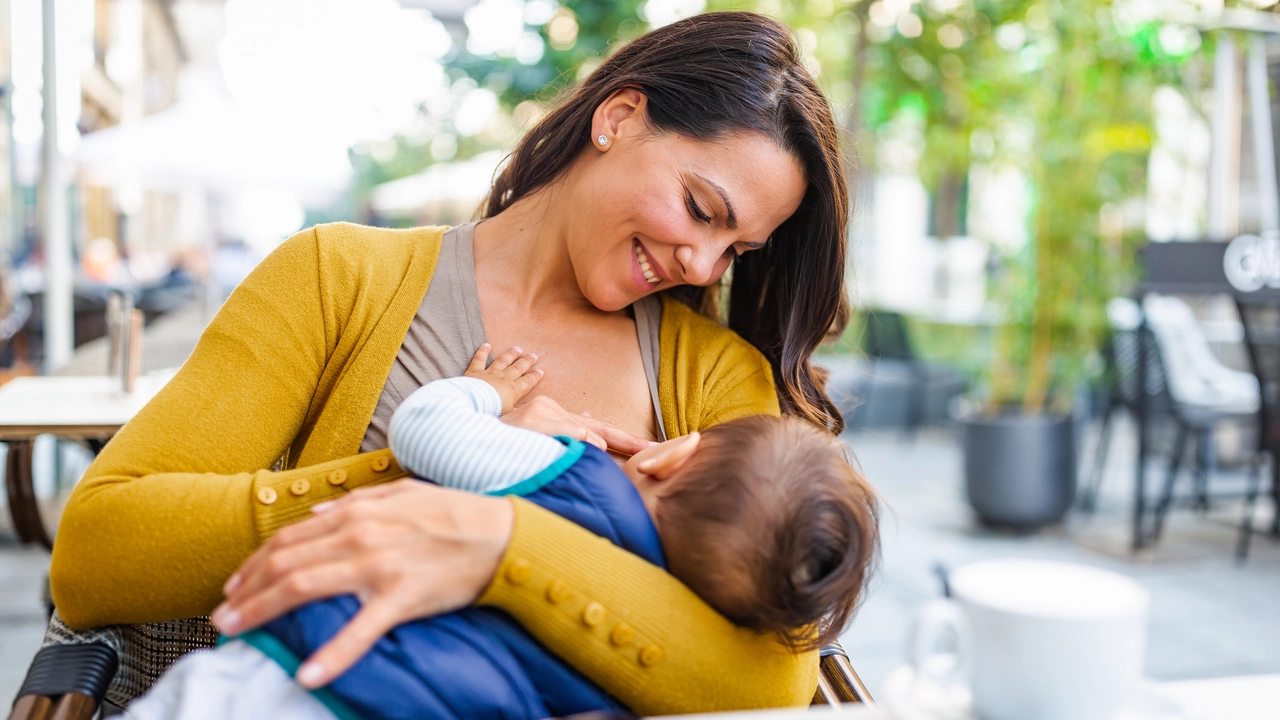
[482,11,851,432]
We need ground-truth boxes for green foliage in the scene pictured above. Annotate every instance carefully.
[843,0,1200,412]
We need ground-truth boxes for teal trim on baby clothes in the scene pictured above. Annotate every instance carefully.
[229,630,363,720]
[487,437,585,497]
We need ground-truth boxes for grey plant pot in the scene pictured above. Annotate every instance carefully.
[957,410,1076,529]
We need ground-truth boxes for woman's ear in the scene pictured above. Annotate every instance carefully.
[592,88,647,150]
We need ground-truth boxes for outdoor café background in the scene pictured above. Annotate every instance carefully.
[0,0,1239,384]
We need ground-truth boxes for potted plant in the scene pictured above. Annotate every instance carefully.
[849,0,1195,527]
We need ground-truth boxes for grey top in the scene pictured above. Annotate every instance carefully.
[361,222,667,453]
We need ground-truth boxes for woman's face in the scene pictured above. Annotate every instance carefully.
[564,92,807,312]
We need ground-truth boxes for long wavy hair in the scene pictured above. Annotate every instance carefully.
[482,11,850,432]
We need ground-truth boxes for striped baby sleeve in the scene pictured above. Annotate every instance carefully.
[388,377,568,494]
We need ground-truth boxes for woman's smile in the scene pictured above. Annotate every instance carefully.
[630,238,670,292]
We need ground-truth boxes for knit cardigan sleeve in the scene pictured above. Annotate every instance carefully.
[47,227,423,628]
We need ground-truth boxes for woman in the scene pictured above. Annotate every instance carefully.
[49,11,850,715]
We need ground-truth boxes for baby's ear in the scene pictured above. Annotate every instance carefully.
[633,432,700,480]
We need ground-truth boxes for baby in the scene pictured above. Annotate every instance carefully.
[129,345,879,720]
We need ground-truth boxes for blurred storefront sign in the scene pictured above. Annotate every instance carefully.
[1141,239,1280,302]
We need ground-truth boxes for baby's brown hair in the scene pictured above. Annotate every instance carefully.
[655,415,879,649]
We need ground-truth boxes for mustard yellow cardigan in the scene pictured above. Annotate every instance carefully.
[48,223,817,715]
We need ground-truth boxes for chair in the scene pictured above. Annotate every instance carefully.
[860,309,927,438]
[1232,298,1280,559]
[1082,297,1258,545]
[9,616,873,719]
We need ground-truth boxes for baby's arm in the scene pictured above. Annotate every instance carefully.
[389,345,568,495]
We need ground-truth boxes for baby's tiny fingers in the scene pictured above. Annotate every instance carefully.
[490,346,522,371]
[466,344,491,373]
[514,369,544,395]
[507,352,537,377]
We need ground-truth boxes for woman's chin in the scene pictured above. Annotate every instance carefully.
[585,286,647,312]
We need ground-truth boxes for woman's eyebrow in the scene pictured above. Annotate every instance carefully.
[694,173,738,230]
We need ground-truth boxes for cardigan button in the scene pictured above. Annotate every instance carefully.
[327,469,347,486]
[609,623,633,647]
[581,602,605,628]
[256,487,278,505]
[290,479,311,496]
[638,644,664,667]
[546,580,571,604]
[371,456,391,472]
[505,559,531,585]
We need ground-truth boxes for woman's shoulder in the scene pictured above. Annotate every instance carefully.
[658,294,770,372]
[658,294,780,431]
[308,222,447,266]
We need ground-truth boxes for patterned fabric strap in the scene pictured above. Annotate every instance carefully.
[43,611,218,708]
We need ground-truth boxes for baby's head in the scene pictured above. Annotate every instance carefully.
[624,415,879,649]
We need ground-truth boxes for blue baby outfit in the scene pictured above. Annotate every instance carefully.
[240,440,666,720]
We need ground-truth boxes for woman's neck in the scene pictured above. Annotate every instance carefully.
[472,173,598,315]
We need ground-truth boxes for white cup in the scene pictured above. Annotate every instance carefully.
[911,559,1150,720]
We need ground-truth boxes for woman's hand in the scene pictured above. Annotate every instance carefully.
[211,480,513,688]
[502,394,653,456]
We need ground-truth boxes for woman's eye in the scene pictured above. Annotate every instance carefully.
[686,193,711,224]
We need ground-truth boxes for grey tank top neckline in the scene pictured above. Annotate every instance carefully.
[360,221,668,453]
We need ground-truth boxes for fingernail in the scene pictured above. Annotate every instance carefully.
[212,606,240,633]
[313,500,335,514]
[223,574,241,595]
[513,346,522,353]
[297,662,325,687]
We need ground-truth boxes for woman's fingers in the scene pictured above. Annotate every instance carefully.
[215,559,364,635]
[576,415,651,456]
[296,599,402,688]
[222,523,367,609]
[222,506,350,597]
[466,344,490,374]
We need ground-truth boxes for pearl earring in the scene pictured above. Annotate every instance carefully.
[598,135,608,146]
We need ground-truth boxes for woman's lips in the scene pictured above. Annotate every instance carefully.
[633,239,668,284]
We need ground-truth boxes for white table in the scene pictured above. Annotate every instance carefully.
[0,370,175,548]
[1157,672,1280,720]
[652,673,1280,718]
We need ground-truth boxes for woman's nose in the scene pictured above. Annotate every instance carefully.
[675,244,722,286]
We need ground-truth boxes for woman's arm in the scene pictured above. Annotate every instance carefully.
[48,228,417,629]
[482,499,819,714]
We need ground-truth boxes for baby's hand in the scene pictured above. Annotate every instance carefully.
[465,344,543,414]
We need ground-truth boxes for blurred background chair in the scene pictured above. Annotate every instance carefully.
[1082,297,1258,548]
[1144,295,1259,542]
[0,273,34,384]
[1232,298,1280,559]
[860,309,928,440]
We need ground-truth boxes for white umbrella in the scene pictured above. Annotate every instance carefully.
[371,150,504,215]
[75,85,352,206]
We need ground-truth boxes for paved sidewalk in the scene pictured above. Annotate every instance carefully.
[838,422,1280,700]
